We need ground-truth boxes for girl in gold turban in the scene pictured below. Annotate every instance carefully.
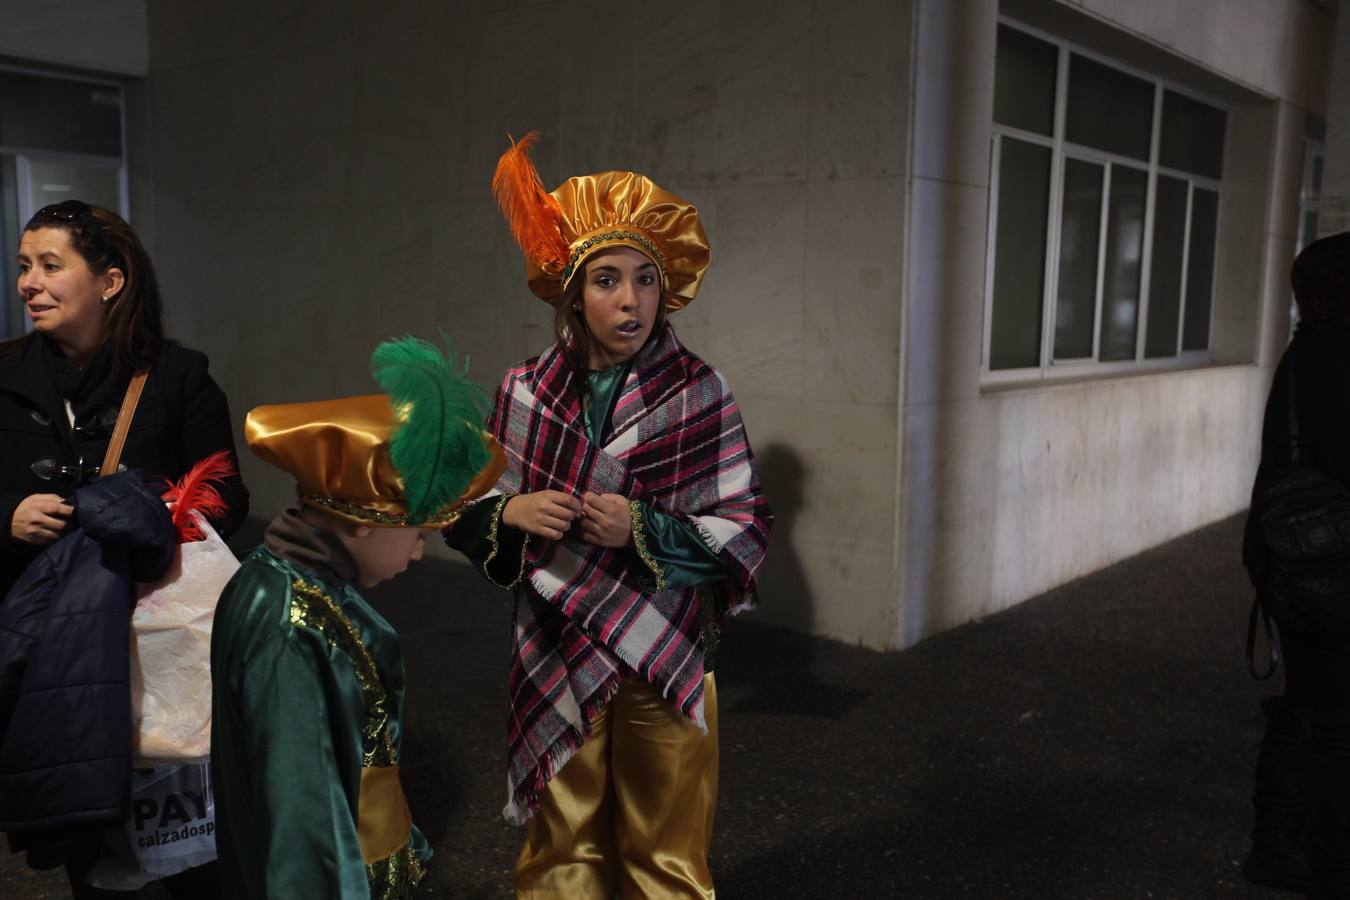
[446,134,774,898]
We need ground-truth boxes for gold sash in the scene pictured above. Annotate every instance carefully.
[359,765,413,864]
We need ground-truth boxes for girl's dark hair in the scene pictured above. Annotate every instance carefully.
[553,261,668,371]
[9,200,163,368]
[1291,231,1350,323]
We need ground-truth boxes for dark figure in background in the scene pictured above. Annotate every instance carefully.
[0,201,249,898]
[1243,231,1350,898]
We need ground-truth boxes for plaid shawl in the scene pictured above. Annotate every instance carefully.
[485,325,772,823]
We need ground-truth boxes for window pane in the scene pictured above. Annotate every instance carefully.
[1053,158,1103,359]
[990,138,1052,370]
[1145,176,1189,358]
[1159,90,1225,179]
[994,25,1058,136]
[0,71,122,158]
[26,160,122,215]
[1182,188,1219,351]
[1301,209,1320,249]
[1098,165,1148,361]
[1065,54,1153,161]
[1312,153,1324,195]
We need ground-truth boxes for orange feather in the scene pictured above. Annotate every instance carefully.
[492,132,569,273]
[161,449,236,543]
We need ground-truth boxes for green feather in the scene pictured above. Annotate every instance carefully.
[369,334,491,522]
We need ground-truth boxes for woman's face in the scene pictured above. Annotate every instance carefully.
[579,246,662,369]
[16,227,120,352]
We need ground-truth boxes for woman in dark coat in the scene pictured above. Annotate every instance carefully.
[0,200,248,898]
[0,200,248,597]
[1243,231,1350,898]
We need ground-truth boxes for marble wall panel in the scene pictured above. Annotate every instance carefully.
[715,1,812,183]
[632,0,722,184]
[802,177,906,406]
[988,367,1263,609]
[704,184,806,401]
[806,0,912,181]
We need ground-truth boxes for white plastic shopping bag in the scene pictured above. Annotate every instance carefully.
[85,762,217,890]
[130,512,239,765]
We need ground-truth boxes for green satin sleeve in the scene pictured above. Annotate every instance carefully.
[235,627,369,898]
[444,495,527,589]
[632,502,731,592]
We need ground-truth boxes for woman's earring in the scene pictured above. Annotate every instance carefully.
[99,295,111,305]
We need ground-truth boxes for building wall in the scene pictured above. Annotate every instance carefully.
[143,0,915,646]
[896,0,1334,648]
[0,0,149,76]
[139,0,1337,651]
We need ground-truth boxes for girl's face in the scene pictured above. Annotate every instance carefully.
[579,246,662,369]
[16,227,119,351]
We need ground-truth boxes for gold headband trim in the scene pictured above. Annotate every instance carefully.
[299,490,464,528]
[560,229,668,290]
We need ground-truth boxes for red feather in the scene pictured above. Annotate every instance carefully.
[161,450,236,543]
[492,132,570,273]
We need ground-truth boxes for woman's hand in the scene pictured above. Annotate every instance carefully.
[11,493,74,546]
[579,492,632,548]
[502,491,582,541]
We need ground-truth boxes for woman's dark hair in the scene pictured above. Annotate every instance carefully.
[8,200,163,368]
[553,260,668,371]
[1291,231,1350,323]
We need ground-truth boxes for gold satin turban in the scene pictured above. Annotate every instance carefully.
[493,132,711,311]
[245,396,505,528]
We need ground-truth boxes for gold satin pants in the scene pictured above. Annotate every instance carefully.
[514,673,719,899]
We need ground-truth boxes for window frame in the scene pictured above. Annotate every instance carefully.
[982,18,1230,385]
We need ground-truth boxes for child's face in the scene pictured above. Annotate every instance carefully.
[348,526,432,588]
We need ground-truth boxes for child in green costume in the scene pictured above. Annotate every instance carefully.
[209,338,504,899]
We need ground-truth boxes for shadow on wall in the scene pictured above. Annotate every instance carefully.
[754,442,811,635]
[717,443,870,720]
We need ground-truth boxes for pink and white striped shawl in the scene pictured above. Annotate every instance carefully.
[484,325,772,823]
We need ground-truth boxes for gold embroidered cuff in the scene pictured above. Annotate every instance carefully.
[483,493,527,589]
[365,840,426,899]
[629,499,667,593]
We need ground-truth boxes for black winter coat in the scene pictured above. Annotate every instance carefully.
[0,336,248,597]
[0,474,174,844]
[1243,320,1350,582]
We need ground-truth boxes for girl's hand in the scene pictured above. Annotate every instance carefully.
[11,493,74,546]
[579,492,632,548]
[502,491,582,541]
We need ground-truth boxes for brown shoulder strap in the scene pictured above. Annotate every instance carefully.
[100,370,149,477]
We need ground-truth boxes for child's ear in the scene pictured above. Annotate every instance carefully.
[351,524,373,539]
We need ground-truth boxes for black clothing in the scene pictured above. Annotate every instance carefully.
[1243,320,1350,580]
[1244,320,1350,898]
[0,475,175,845]
[0,335,249,597]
